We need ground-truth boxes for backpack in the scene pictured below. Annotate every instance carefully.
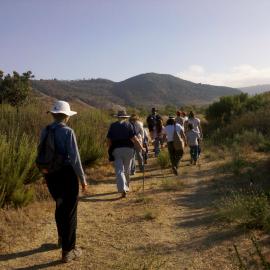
[173,125,185,152]
[36,124,66,174]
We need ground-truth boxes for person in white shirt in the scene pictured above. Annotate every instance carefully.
[186,123,201,165]
[164,116,187,175]
[187,111,203,157]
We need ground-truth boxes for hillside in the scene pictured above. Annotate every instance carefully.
[32,73,241,108]
[241,84,270,95]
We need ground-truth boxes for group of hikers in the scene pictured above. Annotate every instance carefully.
[36,100,203,263]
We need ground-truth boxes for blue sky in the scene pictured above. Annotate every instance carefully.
[1,0,270,87]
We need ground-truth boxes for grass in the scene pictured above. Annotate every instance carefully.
[134,193,153,204]
[216,190,270,232]
[160,178,184,191]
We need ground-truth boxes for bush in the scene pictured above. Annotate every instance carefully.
[157,150,170,169]
[0,132,38,207]
[216,191,270,231]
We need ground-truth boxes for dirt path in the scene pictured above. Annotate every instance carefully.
[0,151,253,269]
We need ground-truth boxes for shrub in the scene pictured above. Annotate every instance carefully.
[157,150,170,169]
[0,132,38,207]
[216,191,270,231]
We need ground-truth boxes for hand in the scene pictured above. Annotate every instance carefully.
[81,183,88,193]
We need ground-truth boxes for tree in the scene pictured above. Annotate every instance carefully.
[0,70,34,112]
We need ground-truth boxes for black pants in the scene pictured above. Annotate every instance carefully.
[167,142,183,169]
[45,166,79,252]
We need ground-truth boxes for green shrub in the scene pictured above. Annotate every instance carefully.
[0,132,38,207]
[216,191,270,231]
[157,150,170,169]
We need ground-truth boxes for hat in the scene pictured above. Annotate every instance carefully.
[151,107,157,112]
[114,110,130,118]
[168,115,175,119]
[49,100,77,116]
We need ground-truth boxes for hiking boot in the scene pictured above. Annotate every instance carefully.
[62,248,82,263]
[121,191,127,198]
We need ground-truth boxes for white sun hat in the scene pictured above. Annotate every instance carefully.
[49,100,77,116]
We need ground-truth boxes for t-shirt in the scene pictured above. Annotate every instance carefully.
[187,117,201,133]
[107,121,136,148]
[132,121,144,143]
[186,129,200,146]
[164,124,184,142]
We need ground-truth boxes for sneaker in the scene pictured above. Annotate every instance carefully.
[62,248,82,263]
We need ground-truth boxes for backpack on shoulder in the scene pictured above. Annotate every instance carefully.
[36,125,66,174]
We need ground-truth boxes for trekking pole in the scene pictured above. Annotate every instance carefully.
[142,165,145,193]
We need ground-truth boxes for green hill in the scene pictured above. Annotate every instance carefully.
[32,73,241,108]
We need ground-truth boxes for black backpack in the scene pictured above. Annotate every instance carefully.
[36,124,66,174]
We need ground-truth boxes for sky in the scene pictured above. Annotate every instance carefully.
[1,0,270,87]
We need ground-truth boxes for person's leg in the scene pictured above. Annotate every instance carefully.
[130,152,136,175]
[167,142,177,174]
[194,145,199,162]
[113,148,129,192]
[61,166,79,252]
[136,149,144,172]
[122,148,135,189]
[154,137,160,157]
[175,149,184,169]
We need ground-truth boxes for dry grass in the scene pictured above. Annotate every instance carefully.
[1,149,270,269]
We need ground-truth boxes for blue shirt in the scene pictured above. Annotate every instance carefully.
[40,122,86,185]
[107,121,136,148]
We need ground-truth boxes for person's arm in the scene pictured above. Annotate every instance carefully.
[180,129,187,146]
[131,136,145,152]
[198,119,203,138]
[66,130,87,192]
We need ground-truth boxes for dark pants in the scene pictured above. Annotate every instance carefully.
[45,165,79,252]
[167,142,183,169]
[190,145,199,161]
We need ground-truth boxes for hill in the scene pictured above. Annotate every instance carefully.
[241,84,270,95]
[32,73,241,108]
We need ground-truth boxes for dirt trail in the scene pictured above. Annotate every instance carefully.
[0,151,252,269]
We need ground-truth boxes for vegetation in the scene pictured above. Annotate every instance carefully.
[206,92,270,237]
[0,70,34,112]
[0,101,110,208]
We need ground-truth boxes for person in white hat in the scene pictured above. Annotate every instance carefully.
[38,100,87,263]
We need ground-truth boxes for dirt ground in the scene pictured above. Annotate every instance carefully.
[0,149,268,270]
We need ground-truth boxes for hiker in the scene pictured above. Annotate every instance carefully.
[164,116,187,175]
[129,114,144,174]
[37,100,87,263]
[187,111,203,156]
[146,107,162,140]
[175,111,188,130]
[142,127,150,164]
[107,110,144,197]
[186,123,201,165]
[152,117,165,157]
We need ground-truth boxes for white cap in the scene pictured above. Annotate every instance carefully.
[49,100,77,116]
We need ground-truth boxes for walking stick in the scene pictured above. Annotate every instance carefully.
[143,166,145,192]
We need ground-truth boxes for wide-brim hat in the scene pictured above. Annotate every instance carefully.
[49,100,77,116]
[168,115,175,119]
[114,110,130,118]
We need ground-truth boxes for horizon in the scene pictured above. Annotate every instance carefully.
[1,0,270,88]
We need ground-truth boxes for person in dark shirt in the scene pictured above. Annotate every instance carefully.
[146,107,162,140]
[107,110,144,197]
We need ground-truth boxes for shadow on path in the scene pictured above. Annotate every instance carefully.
[0,243,58,262]
[13,260,62,270]
[80,191,123,202]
